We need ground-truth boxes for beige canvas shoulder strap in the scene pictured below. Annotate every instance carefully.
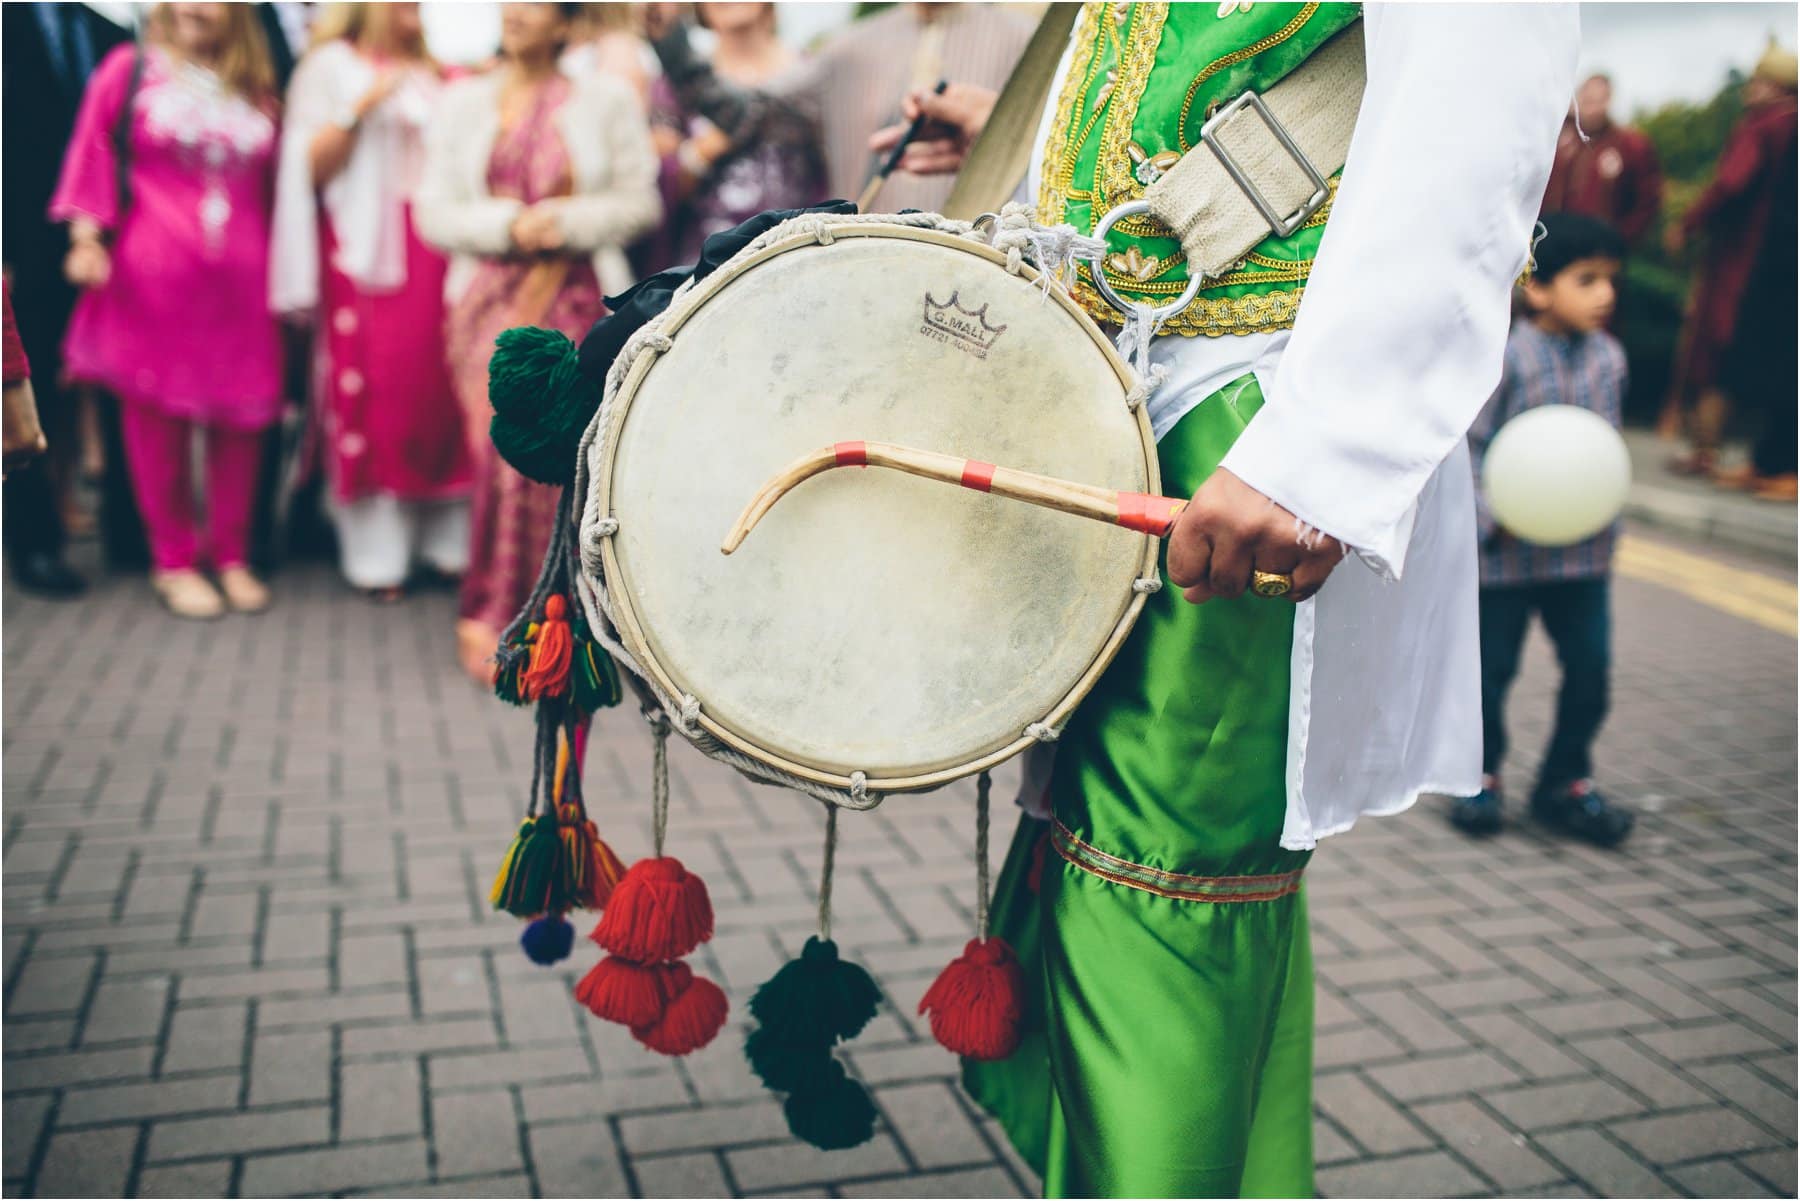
[941,3,1082,222]
[1142,22,1365,281]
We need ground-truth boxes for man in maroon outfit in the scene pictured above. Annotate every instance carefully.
[1543,74,1664,246]
[1664,42,1799,498]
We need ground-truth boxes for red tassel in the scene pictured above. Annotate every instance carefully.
[574,955,669,1028]
[633,968,728,1056]
[593,857,714,962]
[520,595,573,700]
[918,938,1025,1061]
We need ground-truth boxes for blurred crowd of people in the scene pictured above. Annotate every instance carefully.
[1542,47,1797,501]
[0,0,1032,682]
[1,1,1793,693]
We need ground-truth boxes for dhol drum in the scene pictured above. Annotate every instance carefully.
[575,214,1161,800]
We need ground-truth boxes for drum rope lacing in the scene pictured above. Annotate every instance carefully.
[817,804,839,941]
[975,770,994,941]
[646,706,671,856]
[572,207,1169,811]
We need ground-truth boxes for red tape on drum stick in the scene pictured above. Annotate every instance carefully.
[833,441,868,467]
[1115,492,1187,537]
[960,461,996,492]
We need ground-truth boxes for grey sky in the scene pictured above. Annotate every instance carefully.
[1579,2,1798,117]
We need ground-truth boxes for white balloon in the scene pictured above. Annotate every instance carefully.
[1481,405,1631,547]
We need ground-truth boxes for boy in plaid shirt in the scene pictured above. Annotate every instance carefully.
[1453,214,1635,847]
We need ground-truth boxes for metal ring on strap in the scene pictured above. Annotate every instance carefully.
[1084,200,1205,322]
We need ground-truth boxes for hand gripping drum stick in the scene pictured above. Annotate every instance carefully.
[722,440,1189,554]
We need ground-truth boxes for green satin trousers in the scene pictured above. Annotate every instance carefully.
[964,375,1315,1198]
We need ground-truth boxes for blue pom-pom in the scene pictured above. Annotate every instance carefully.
[521,915,575,965]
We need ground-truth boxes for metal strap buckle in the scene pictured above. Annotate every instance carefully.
[1201,90,1330,238]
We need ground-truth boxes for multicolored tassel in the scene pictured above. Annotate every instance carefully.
[520,595,573,701]
[571,617,624,714]
[559,801,626,910]
[489,814,572,919]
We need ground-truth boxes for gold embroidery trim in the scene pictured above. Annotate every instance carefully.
[1099,246,1318,291]
[1070,277,1307,337]
[1100,3,1324,232]
[1095,3,1171,225]
[1052,819,1306,902]
[1042,4,1340,336]
[1037,2,1108,235]
[1175,3,1321,153]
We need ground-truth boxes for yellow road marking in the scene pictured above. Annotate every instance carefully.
[1615,534,1797,637]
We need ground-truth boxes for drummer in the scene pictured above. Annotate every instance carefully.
[870,6,1577,1196]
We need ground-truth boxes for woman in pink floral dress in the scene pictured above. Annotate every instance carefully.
[417,2,659,682]
[53,3,282,620]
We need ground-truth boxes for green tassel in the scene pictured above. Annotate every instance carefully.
[745,1027,847,1095]
[489,815,573,917]
[571,619,623,713]
[783,1069,878,1150]
[748,937,882,1045]
[487,327,595,486]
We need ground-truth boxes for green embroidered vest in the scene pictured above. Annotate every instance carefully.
[1041,2,1361,336]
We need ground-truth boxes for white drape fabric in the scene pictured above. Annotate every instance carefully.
[270,41,437,315]
[1025,3,1580,848]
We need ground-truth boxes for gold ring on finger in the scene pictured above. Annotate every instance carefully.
[1250,569,1294,599]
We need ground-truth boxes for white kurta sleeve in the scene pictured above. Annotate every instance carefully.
[1218,3,1579,579]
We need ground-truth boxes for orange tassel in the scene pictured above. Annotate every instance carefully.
[918,938,1025,1061]
[633,967,729,1056]
[575,955,670,1028]
[593,857,714,963]
[520,595,573,700]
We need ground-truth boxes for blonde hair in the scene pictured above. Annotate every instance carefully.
[579,3,643,37]
[144,4,277,105]
[307,3,435,64]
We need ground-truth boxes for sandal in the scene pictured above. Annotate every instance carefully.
[152,569,225,620]
[217,565,272,614]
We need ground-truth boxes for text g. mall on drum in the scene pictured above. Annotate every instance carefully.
[920,290,1009,359]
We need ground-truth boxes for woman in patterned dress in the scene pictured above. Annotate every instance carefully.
[416,2,660,682]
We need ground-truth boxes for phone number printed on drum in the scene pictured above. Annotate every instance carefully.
[921,291,1008,360]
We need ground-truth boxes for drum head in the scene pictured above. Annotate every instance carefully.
[592,224,1157,792]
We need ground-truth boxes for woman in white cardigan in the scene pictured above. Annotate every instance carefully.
[415,1,659,683]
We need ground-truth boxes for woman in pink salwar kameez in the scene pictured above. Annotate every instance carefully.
[271,2,471,600]
[417,2,660,683]
[53,3,282,620]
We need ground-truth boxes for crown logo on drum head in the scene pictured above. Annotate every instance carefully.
[920,290,1008,359]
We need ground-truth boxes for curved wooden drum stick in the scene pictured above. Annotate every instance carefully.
[721,440,1188,554]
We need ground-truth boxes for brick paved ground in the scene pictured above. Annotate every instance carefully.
[4,526,1794,1199]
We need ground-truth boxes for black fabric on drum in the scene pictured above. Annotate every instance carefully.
[579,202,858,392]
